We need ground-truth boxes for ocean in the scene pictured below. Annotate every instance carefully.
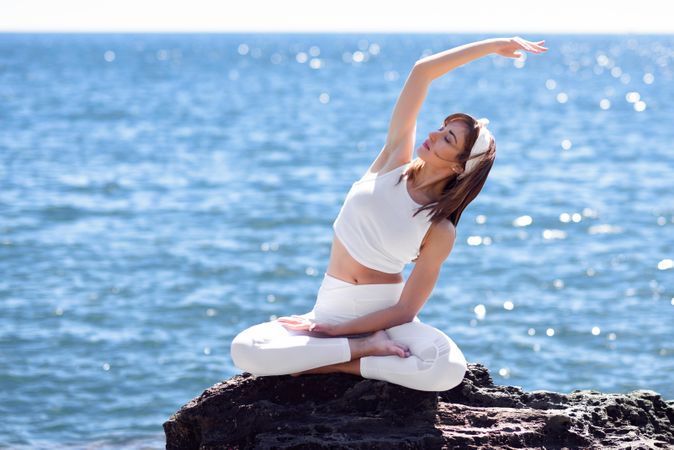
[1,32,672,448]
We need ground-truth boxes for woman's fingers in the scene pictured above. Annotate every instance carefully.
[522,41,542,51]
[276,315,318,331]
[517,37,547,51]
[277,315,306,321]
[276,317,299,323]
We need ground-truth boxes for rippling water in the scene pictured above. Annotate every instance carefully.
[1,32,673,448]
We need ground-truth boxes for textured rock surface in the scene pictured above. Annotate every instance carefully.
[164,363,674,449]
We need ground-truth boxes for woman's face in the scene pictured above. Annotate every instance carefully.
[417,120,468,165]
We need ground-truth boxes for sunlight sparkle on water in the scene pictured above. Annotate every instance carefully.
[543,229,567,240]
[596,54,611,67]
[559,212,585,223]
[352,51,366,63]
[467,236,482,246]
[474,304,486,320]
[296,52,308,63]
[588,224,623,234]
[513,215,533,227]
[582,208,598,218]
[657,259,673,270]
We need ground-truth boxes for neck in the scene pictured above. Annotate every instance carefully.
[411,160,455,200]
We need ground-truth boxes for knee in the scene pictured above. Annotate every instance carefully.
[434,357,468,391]
[230,331,259,374]
[421,340,467,391]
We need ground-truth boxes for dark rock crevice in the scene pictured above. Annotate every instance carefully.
[164,363,674,449]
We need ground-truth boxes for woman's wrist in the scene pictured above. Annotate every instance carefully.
[325,323,341,336]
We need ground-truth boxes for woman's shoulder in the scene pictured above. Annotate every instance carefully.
[357,158,411,183]
[428,218,456,238]
[418,218,455,251]
[426,219,457,247]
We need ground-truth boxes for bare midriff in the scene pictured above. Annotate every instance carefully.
[325,234,404,285]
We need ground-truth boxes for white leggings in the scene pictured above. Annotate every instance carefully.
[230,273,468,392]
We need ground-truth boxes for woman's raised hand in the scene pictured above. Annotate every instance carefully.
[275,315,336,336]
[492,37,548,59]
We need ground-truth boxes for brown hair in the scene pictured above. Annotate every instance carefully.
[395,112,496,227]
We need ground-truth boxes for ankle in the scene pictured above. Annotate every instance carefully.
[348,336,371,359]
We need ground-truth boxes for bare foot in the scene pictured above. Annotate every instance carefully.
[363,330,411,358]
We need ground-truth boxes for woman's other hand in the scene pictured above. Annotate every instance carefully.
[275,315,336,336]
[493,37,548,59]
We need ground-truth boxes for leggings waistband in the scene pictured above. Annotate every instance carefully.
[312,273,405,321]
[321,272,405,289]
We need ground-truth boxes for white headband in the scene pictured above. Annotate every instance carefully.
[458,117,493,180]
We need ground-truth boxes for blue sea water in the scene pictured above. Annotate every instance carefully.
[0,32,673,448]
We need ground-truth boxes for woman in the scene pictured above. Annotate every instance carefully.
[231,37,548,392]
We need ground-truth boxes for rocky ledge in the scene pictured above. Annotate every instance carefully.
[164,363,674,449]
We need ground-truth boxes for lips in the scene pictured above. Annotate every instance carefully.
[423,140,430,150]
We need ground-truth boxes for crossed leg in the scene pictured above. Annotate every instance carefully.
[289,329,409,376]
[231,322,412,377]
[291,321,468,392]
[231,316,467,391]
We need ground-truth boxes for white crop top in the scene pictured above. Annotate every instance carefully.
[332,162,434,273]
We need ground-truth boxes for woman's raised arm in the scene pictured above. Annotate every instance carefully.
[375,37,547,172]
[415,37,547,81]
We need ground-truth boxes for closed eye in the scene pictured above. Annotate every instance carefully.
[438,127,452,144]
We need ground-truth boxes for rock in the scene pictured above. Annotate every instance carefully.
[164,363,674,449]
